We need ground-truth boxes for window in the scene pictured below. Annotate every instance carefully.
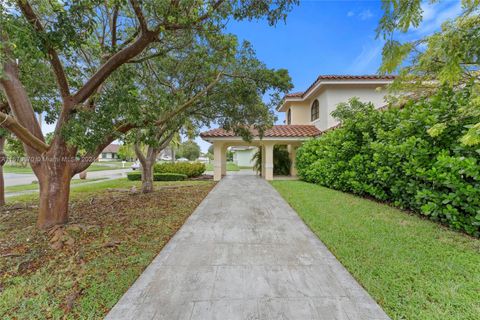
[287,108,291,125]
[311,99,319,121]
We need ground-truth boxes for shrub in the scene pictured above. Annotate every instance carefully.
[127,172,142,181]
[153,173,187,181]
[154,162,205,177]
[127,172,187,181]
[297,88,480,236]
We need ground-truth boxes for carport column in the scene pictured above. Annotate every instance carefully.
[261,145,266,178]
[213,142,224,181]
[221,145,227,176]
[288,144,298,177]
[264,142,274,181]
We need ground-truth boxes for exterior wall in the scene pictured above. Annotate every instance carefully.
[233,148,257,167]
[286,84,388,131]
[99,152,118,161]
[288,102,310,125]
[318,84,387,130]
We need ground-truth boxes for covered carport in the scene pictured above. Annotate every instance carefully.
[200,125,321,181]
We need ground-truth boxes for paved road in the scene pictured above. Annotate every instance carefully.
[106,175,389,320]
[4,169,130,187]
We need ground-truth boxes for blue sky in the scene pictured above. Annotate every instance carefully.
[193,0,463,152]
[37,0,463,152]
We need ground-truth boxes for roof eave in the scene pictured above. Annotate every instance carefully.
[279,78,395,111]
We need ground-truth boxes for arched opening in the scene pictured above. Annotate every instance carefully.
[311,99,319,121]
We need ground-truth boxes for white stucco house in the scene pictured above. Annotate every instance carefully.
[99,143,120,161]
[231,146,257,167]
[201,75,395,181]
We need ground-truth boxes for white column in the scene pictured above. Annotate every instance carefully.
[221,145,227,176]
[213,142,224,181]
[289,144,297,177]
[265,143,274,181]
[261,145,266,178]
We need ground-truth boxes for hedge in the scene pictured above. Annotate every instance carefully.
[296,88,480,237]
[154,162,205,177]
[126,172,187,181]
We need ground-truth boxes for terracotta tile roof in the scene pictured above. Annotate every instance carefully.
[285,74,396,99]
[200,125,321,138]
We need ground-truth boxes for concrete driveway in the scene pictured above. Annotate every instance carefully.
[105,175,389,320]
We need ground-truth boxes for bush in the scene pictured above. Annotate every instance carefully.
[153,173,187,181]
[127,172,142,181]
[154,162,205,177]
[297,88,480,236]
[127,172,187,181]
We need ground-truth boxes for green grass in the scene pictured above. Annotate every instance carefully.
[205,161,240,171]
[1,178,215,319]
[272,180,480,320]
[5,178,108,193]
[3,162,133,174]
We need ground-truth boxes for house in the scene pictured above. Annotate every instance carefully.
[201,75,395,181]
[231,146,257,167]
[99,143,120,161]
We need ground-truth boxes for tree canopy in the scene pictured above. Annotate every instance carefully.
[377,0,480,146]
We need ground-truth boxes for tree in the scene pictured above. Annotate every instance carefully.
[130,31,292,193]
[0,0,297,229]
[377,0,480,145]
[177,140,201,161]
[117,144,135,161]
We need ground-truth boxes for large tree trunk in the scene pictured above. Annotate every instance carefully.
[37,165,72,228]
[141,156,155,193]
[0,136,6,206]
[34,139,75,229]
[135,144,159,194]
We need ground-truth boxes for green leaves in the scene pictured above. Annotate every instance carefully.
[297,88,480,237]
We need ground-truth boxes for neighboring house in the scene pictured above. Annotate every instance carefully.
[231,146,257,167]
[201,75,394,181]
[157,147,173,161]
[99,144,120,161]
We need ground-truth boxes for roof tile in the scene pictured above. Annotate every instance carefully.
[200,125,321,138]
[284,74,396,100]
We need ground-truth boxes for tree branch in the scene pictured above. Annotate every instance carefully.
[156,72,223,126]
[73,32,156,104]
[17,0,70,99]
[129,0,148,32]
[0,112,49,153]
[73,122,135,173]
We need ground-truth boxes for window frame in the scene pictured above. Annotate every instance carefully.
[311,99,319,121]
[287,108,291,125]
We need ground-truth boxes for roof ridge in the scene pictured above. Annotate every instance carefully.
[284,74,396,99]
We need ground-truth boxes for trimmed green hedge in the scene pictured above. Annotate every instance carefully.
[154,173,187,181]
[127,172,142,181]
[126,172,187,181]
[154,162,205,177]
[297,88,480,236]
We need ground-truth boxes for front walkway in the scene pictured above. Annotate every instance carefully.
[106,175,389,320]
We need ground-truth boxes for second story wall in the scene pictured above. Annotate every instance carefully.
[287,84,388,131]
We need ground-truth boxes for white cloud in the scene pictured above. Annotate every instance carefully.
[347,11,355,17]
[348,41,384,74]
[359,9,374,20]
[414,1,463,36]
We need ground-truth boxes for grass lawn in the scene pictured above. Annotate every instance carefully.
[5,178,108,194]
[3,162,133,174]
[0,178,215,319]
[205,161,240,171]
[272,180,480,320]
